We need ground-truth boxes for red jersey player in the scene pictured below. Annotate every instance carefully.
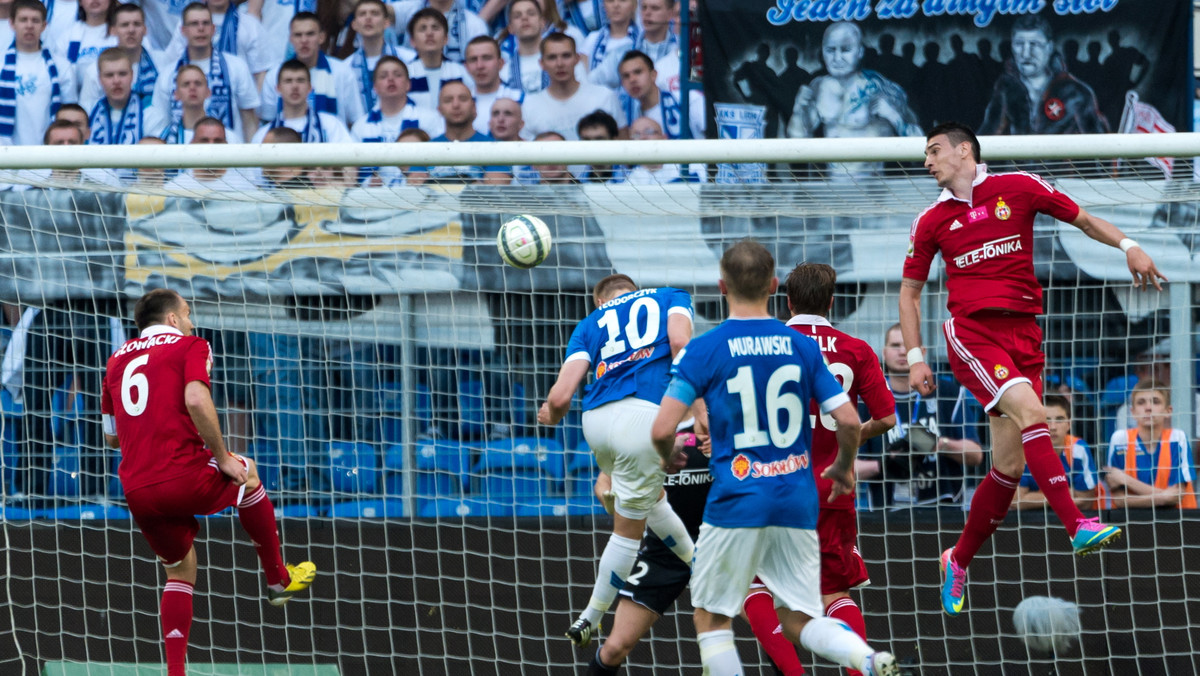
[739,263,897,676]
[101,289,317,676]
[902,122,1165,617]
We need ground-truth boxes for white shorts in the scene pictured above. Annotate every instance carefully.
[690,523,823,620]
[582,397,663,520]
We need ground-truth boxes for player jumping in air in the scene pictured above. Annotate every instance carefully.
[539,274,697,648]
[902,122,1166,616]
[102,289,316,676]
[651,239,899,676]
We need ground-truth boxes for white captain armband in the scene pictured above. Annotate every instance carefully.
[102,414,117,436]
[1119,238,1140,253]
[906,347,925,366]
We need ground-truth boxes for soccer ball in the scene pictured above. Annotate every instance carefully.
[1012,595,1081,654]
[497,215,552,269]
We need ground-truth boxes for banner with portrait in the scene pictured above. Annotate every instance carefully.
[700,1,1192,153]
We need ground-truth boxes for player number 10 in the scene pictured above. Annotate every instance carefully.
[726,364,803,449]
[597,297,660,359]
[121,354,150,417]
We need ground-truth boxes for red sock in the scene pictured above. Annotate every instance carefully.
[743,590,806,676]
[826,597,866,676]
[1020,423,1085,537]
[238,485,290,587]
[952,468,1020,569]
[162,580,194,676]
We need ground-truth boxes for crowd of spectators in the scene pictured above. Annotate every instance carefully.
[0,0,706,189]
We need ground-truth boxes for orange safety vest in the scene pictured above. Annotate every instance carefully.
[1123,428,1197,509]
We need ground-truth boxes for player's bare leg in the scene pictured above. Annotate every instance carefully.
[161,547,198,676]
[569,514,645,647]
[236,457,317,606]
[587,599,659,674]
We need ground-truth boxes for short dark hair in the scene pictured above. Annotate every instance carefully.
[408,7,448,37]
[1012,14,1052,42]
[1044,394,1072,419]
[535,131,565,141]
[884,322,901,343]
[134,289,184,331]
[593,274,637,305]
[372,55,409,83]
[54,103,88,120]
[277,58,311,84]
[926,121,980,163]
[1131,379,1170,407]
[353,0,388,16]
[12,0,47,21]
[466,35,501,57]
[193,116,226,135]
[290,11,322,29]
[577,110,618,139]
[110,3,144,28]
[398,127,429,142]
[540,31,576,55]
[618,50,654,72]
[43,119,83,144]
[784,262,836,317]
[720,239,775,301]
[264,126,303,143]
[181,2,210,24]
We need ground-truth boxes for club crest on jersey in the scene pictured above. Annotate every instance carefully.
[994,364,1009,379]
[595,361,607,379]
[995,198,1011,221]
[731,453,751,480]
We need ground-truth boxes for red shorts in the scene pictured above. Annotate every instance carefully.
[125,463,245,565]
[943,312,1044,415]
[817,508,869,595]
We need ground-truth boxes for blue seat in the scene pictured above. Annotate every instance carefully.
[108,451,123,498]
[49,446,81,498]
[565,443,597,499]
[49,503,131,520]
[247,441,282,494]
[456,378,487,440]
[2,405,19,497]
[328,498,405,518]
[1100,375,1139,408]
[416,496,513,518]
[414,440,470,497]
[383,443,405,495]
[326,442,380,495]
[274,504,320,518]
[2,506,32,520]
[50,389,83,441]
[469,437,564,500]
[380,382,433,442]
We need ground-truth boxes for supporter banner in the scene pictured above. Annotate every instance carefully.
[0,181,1196,304]
[700,0,1192,153]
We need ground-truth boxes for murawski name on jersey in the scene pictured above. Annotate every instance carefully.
[731,452,810,480]
[664,468,714,487]
[113,333,182,356]
[953,234,1022,269]
[726,335,794,358]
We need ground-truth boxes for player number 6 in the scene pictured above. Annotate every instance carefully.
[121,354,150,417]
[727,364,803,450]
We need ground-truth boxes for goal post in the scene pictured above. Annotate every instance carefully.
[0,134,1197,674]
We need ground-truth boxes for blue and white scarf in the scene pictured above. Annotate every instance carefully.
[268,105,327,143]
[432,0,470,63]
[589,22,639,67]
[214,9,239,57]
[172,50,233,128]
[134,49,158,107]
[88,95,144,145]
[295,0,316,11]
[560,0,605,34]
[355,103,420,183]
[499,34,549,94]
[621,88,681,139]
[635,30,679,64]
[158,117,188,143]
[0,41,63,140]
[277,52,337,117]
[350,41,400,114]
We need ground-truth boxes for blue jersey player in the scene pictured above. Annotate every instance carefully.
[650,240,899,676]
[538,274,698,649]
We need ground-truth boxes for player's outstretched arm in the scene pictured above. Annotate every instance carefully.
[898,277,935,395]
[666,313,693,358]
[1070,209,1166,290]
[537,359,590,426]
[821,401,863,501]
[858,414,897,444]
[185,381,246,485]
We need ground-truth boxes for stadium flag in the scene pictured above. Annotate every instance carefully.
[1118,91,1176,179]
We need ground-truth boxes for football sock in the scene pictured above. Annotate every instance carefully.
[645,496,694,563]
[586,647,621,675]
[743,590,805,675]
[952,468,1020,569]
[698,629,743,676]
[237,484,290,588]
[1020,423,1085,537]
[162,580,194,676]
[825,597,866,676]
[580,533,640,626]
[798,617,872,674]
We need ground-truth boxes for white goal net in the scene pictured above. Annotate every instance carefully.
[0,136,1197,675]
